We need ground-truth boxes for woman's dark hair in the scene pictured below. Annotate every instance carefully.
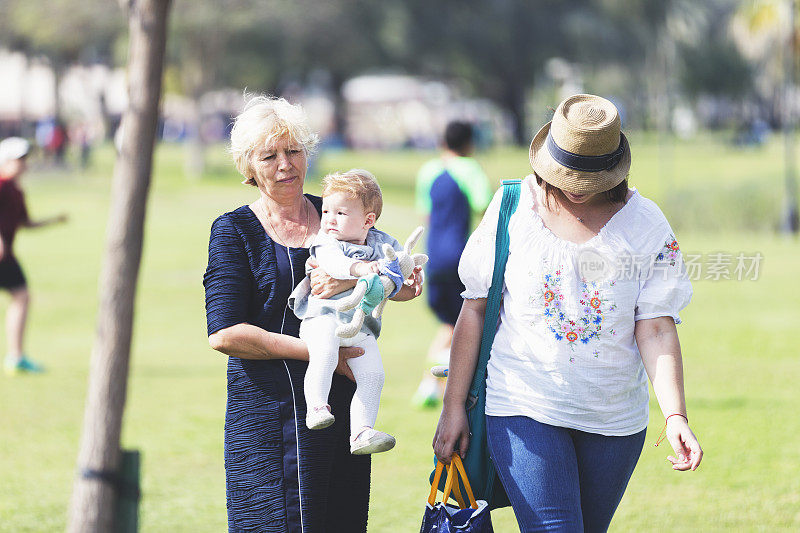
[535,173,629,208]
[444,121,474,155]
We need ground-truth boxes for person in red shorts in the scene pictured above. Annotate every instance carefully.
[0,137,67,375]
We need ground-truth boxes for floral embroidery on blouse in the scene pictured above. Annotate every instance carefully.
[656,234,681,266]
[535,269,617,352]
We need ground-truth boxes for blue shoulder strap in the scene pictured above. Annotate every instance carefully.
[467,179,521,406]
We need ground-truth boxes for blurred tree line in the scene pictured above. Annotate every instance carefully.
[0,0,794,145]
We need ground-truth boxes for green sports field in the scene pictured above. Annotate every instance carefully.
[1,134,798,531]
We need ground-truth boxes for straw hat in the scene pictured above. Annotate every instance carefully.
[529,94,630,194]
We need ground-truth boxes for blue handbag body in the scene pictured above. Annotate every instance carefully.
[420,502,493,533]
[431,179,521,510]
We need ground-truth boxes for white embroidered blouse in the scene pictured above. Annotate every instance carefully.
[458,176,692,436]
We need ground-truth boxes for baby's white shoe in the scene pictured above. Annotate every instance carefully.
[350,427,396,455]
[306,405,335,430]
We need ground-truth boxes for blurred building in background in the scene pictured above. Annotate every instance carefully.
[342,74,514,150]
[0,49,515,152]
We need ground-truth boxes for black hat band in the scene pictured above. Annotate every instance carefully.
[546,130,624,172]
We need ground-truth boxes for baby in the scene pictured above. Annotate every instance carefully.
[289,169,406,455]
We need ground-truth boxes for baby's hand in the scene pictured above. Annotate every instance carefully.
[350,261,380,278]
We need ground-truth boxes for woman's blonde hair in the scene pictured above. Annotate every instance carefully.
[229,94,320,186]
[321,169,383,220]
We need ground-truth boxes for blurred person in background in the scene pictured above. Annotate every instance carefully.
[70,121,96,169]
[0,137,68,375]
[433,95,703,531]
[413,120,492,407]
[49,119,68,166]
[35,117,69,167]
[204,95,423,531]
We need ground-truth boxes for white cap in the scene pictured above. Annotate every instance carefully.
[0,137,31,164]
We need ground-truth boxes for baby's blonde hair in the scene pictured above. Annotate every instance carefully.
[321,168,383,220]
[229,94,320,186]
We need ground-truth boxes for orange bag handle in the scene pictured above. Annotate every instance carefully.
[428,460,445,506]
[451,472,467,509]
[451,455,478,509]
[427,454,478,509]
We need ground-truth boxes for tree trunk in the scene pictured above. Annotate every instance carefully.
[182,46,206,179]
[330,71,349,147]
[184,94,206,179]
[67,1,171,531]
[783,0,799,234]
[502,78,528,146]
[52,59,64,123]
[182,33,220,180]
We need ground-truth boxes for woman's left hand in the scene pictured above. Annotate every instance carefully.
[390,266,424,301]
[665,417,703,471]
[334,346,364,382]
[405,265,424,297]
[308,258,357,298]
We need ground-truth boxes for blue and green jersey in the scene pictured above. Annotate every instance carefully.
[415,157,492,275]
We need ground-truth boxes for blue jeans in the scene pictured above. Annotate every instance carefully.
[487,415,646,533]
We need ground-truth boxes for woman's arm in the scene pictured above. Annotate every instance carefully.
[24,214,68,228]
[635,316,703,471]
[209,323,308,360]
[432,297,486,464]
[208,323,363,380]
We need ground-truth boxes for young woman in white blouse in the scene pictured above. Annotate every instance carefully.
[433,94,703,532]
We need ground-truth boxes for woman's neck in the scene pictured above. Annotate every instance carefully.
[531,178,625,230]
[261,192,306,220]
[253,192,318,248]
[556,191,613,218]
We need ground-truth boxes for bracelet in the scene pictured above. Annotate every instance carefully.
[654,413,688,447]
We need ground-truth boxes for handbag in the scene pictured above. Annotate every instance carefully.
[420,454,494,533]
[430,179,521,510]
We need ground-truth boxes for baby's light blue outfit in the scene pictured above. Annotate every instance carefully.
[288,228,401,338]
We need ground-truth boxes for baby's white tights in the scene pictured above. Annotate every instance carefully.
[300,316,384,436]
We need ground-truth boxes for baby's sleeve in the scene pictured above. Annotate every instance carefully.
[376,231,401,254]
[634,221,693,324]
[312,233,358,280]
[458,188,503,299]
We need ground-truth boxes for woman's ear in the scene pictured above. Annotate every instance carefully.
[365,212,377,228]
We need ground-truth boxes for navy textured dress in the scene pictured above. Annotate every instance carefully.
[204,195,371,533]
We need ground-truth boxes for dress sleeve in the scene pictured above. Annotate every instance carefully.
[203,214,253,335]
[458,187,503,299]
[634,227,693,324]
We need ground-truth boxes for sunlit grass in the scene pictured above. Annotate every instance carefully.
[0,136,798,531]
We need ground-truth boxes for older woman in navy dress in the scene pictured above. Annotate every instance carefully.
[204,95,422,532]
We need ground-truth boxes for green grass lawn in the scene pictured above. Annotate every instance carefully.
[0,134,798,531]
